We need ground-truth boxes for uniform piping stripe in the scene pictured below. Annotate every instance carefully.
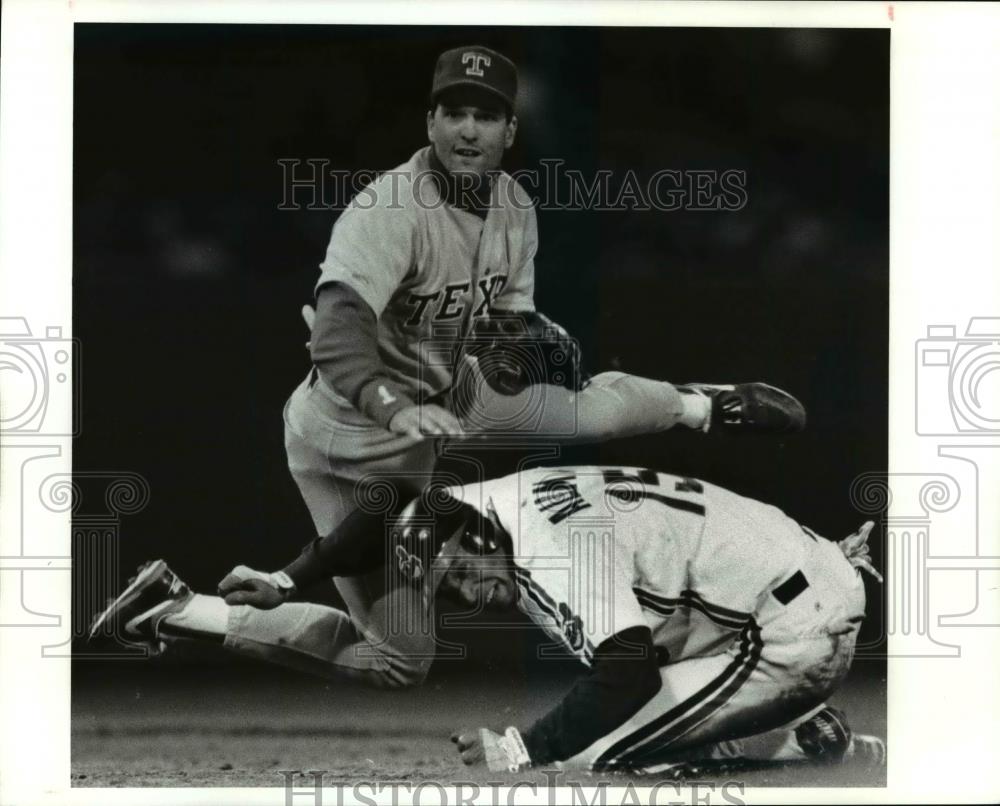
[601,622,762,769]
[515,573,559,623]
[514,567,595,664]
[635,593,746,633]
[636,586,751,621]
[594,619,762,769]
[633,587,750,630]
[634,591,746,631]
[515,567,560,611]
[596,631,755,768]
[681,589,751,621]
[619,624,763,767]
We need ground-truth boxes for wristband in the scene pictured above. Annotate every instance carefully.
[497,727,531,772]
[268,570,298,599]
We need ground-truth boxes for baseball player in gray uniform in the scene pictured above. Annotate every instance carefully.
[92,46,808,691]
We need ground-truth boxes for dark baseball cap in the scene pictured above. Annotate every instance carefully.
[431,45,518,111]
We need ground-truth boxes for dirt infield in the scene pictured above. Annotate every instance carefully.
[72,659,886,789]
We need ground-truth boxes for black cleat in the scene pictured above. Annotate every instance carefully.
[680,382,807,434]
[796,706,853,762]
[88,560,192,647]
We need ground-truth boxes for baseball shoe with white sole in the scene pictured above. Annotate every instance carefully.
[88,559,192,649]
[679,382,807,434]
[847,733,887,766]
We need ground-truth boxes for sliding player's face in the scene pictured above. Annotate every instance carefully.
[438,547,516,611]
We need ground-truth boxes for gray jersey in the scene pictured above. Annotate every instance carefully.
[316,146,537,402]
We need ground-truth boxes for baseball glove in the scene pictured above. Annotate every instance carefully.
[461,310,589,396]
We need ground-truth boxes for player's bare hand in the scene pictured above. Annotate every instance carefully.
[450,729,488,766]
[218,565,284,609]
[388,404,464,439]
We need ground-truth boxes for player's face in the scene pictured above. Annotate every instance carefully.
[438,549,516,611]
[427,97,517,179]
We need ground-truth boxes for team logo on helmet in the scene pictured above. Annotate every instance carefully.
[394,544,424,583]
[389,494,508,600]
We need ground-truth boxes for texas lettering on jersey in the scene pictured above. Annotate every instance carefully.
[403,274,509,327]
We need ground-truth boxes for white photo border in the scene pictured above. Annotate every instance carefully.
[1,1,999,804]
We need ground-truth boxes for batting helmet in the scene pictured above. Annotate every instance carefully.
[389,489,505,606]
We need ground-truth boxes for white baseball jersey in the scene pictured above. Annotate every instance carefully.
[452,466,865,666]
[315,146,537,401]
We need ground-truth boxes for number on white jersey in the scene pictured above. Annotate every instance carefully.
[602,469,706,517]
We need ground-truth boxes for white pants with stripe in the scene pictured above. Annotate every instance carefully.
[565,544,865,771]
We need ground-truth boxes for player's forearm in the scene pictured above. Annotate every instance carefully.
[280,506,391,588]
[521,626,662,765]
[311,282,415,428]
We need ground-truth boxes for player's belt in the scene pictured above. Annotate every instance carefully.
[772,570,809,605]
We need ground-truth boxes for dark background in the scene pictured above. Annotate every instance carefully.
[73,25,889,672]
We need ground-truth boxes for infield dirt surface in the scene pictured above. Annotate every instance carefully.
[72,658,886,789]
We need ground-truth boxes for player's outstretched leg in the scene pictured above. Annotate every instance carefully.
[460,369,806,443]
[90,560,431,689]
[566,376,806,440]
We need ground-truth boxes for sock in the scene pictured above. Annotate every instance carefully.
[158,594,230,643]
[677,388,711,430]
